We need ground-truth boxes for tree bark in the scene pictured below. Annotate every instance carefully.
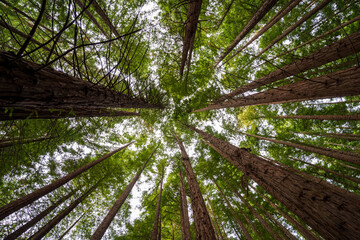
[0,136,54,148]
[179,166,191,240]
[174,134,217,239]
[30,180,100,240]
[58,211,86,240]
[4,190,75,240]
[194,66,360,112]
[0,51,162,110]
[0,141,133,220]
[210,29,360,105]
[188,125,360,240]
[208,200,225,240]
[299,132,360,142]
[0,107,139,120]
[256,0,332,57]
[214,0,279,67]
[90,149,155,240]
[276,114,360,121]
[91,0,120,38]
[151,170,164,240]
[246,133,360,166]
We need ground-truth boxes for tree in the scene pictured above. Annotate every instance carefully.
[151,168,164,240]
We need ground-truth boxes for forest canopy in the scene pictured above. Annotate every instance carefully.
[0,0,359,239]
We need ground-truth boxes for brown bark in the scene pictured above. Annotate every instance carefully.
[299,132,360,142]
[0,107,139,120]
[58,211,86,240]
[208,199,226,240]
[194,66,360,112]
[246,133,360,166]
[0,136,54,148]
[4,190,75,240]
[0,141,133,220]
[256,0,332,57]
[210,29,360,105]
[224,0,302,65]
[30,181,100,240]
[151,170,164,240]
[276,114,360,121]
[180,0,202,76]
[90,150,154,240]
[179,166,191,240]
[189,125,360,240]
[0,51,162,110]
[212,179,253,240]
[174,134,217,239]
[214,0,279,67]
[91,0,120,37]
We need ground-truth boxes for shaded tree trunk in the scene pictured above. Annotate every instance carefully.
[210,30,360,105]
[90,149,155,240]
[0,141,133,220]
[4,190,75,240]
[91,0,120,38]
[246,133,360,166]
[174,134,217,239]
[195,66,360,112]
[58,211,86,240]
[0,136,54,148]
[276,114,360,121]
[152,170,164,240]
[188,125,360,240]
[298,131,360,141]
[208,199,225,240]
[30,180,100,240]
[179,166,191,240]
[214,0,279,67]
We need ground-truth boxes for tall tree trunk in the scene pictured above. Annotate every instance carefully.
[210,30,360,105]
[301,132,360,141]
[58,211,86,240]
[0,107,139,120]
[276,114,360,121]
[208,199,225,240]
[174,134,217,239]
[4,190,75,240]
[179,166,191,240]
[0,51,162,110]
[188,125,360,240]
[214,0,279,67]
[246,133,360,166]
[0,141,133,220]
[0,136,54,148]
[256,0,332,57]
[152,170,164,240]
[212,178,253,240]
[91,0,120,38]
[195,66,360,112]
[30,180,100,240]
[90,149,155,240]
[224,0,302,65]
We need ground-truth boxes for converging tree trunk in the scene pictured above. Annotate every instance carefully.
[58,211,87,240]
[152,170,164,240]
[276,115,360,121]
[174,134,217,239]
[208,200,226,240]
[299,132,360,142]
[188,125,360,240]
[179,166,191,240]
[0,141,133,220]
[0,136,54,148]
[90,149,155,240]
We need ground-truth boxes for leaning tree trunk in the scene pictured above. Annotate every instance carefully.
[90,150,155,240]
[276,114,360,121]
[188,125,360,240]
[179,166,191,240]
[58,211,87,240]
[4,190,75,240]
[30,180,101,240]
[174,134,217,239]
[0,136,54,148]
[151,170,164,240]
[194,66,360,112]
[209,29,360,105]
[0,141,133,220]
[246,133,360,166]
[0,107,140,120]
[207,200,225,240]
[214,0,279,67]
[299,132,360,142]
[0,51,162,110]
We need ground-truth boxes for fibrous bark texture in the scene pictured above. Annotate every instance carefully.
[276,114,360,121]
[151,170,164,240]
[189,125,360,240]
[179,167,191,240]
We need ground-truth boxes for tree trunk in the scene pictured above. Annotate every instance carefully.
[58,211,86,240]
[174,134,217,239]
[224,0,302,65]
[0,107,139,120]
[299,132,360,141]
[209,29,360,105]
[91,0,120,38]
[4,190,75,240]
[188,125,360,240]
[214,0,279,67]
[208,199,225,240]
[246,133,360,166]
[179,166,191,240]
[30,180,100,240]
[90,149,154,240]
[195,66,360,112]
[212,178,253,240]
[151,170,164,240]
[256,0,332,57]
[276,115,360,121]
[0,141,133,220]
[0,51,162,110]
[0,136,54,148]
